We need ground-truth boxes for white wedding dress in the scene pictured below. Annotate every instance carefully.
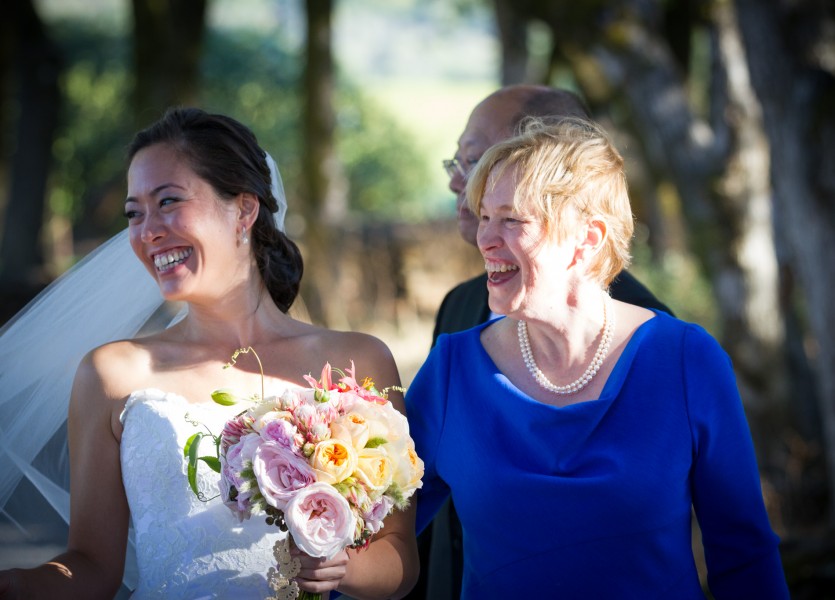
[0,153,294,595]
[120,389,286,599]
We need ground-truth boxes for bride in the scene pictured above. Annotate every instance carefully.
[0,107,418,599]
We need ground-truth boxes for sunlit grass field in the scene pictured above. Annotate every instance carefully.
[361,78,497,215]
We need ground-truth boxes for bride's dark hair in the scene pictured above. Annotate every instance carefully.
[127,107,303,313]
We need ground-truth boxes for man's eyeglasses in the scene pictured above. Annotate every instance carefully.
[442,157,470,179]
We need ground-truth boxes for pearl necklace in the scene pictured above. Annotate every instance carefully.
[517,297,614,395]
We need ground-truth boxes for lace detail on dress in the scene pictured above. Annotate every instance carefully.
[120,389,286,599]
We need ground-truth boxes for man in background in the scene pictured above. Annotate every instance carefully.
[435,84,671,341]
[409,84,672,600]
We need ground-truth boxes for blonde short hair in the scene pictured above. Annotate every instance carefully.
[466,117,634,286]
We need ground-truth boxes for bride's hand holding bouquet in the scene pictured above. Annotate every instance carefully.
[186,348,424,600]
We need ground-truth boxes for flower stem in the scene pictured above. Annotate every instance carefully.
[227,346,265,401]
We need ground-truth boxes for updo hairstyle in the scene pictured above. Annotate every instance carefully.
[127,107,303,312]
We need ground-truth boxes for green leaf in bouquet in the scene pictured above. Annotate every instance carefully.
[187,432,205,496]
[211,388,243,406]
[184,432,201,459]
[365,437,388,448]
[199,456,221,473]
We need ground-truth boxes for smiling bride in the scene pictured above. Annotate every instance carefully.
[0,107,418,600]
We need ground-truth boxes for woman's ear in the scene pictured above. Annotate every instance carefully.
[236,192,260,230]
[571,217,607,266]
[585,218,607,252]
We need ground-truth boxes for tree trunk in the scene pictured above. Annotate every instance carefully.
[0,2,13,216]
[709,1,785,405]
[735,0,835,522]
[131,0,207,125]
[0,0,62,320]
[300,0,348,327]
[564,4,788,416]
[492,0,529,85]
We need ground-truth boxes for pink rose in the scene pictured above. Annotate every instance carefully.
[363,495,395,536]
[220,432,261,518]
[259,416,303,453]
[284,482,357,559]
[252,441,316,511]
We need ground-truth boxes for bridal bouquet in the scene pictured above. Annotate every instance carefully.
[185,348,423,600]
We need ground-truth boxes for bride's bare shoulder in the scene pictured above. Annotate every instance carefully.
[306,326,393,363]
[73,335,164,402]
[297,326,400,388]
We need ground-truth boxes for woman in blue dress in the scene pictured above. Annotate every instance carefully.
[406,117,789,599]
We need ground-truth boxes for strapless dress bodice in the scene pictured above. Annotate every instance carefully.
[120,388,285,599]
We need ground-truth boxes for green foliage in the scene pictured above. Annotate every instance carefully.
[201,28,432,220]
[185,432,206,496]
[184,431,221,500]
[337,87,431,220]
[628,234,719,336]
[200,28,303,205]
[48,20,133,230]
[46,21,433,244]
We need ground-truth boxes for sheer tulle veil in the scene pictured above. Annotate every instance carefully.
[0,153,287,587]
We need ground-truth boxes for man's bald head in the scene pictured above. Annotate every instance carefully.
[450,85,590,245]
[483,85,590,137]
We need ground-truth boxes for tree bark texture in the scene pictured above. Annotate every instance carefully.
[734,0,835,522]
[492,0,530,85]
[300,0,348,327]
[0,0,62,303]
[131,0,207,126]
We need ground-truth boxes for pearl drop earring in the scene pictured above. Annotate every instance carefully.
[241,226,249,245]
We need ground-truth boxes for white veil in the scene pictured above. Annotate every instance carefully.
[0,153,286,590]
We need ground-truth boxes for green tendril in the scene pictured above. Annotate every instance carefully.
[226,346,266,402]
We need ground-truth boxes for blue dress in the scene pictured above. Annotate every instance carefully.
[406,310,788,599]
